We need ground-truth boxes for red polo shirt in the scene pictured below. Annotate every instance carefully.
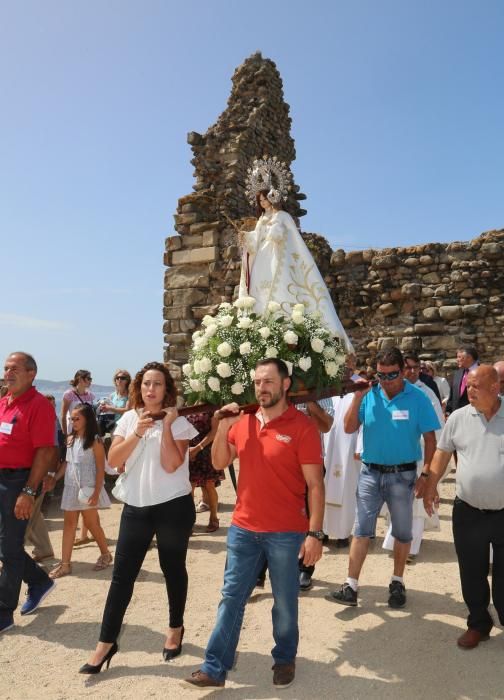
[228,404,323,533]
[0,387,56,469]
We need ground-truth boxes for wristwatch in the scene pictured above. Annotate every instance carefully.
[307,530,325,541]
[21,485,37,498]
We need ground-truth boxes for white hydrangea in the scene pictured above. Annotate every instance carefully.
[193,359,201,374]
[219,302,232,310]
[231,382,245,395]
[237,317,253,329]
[192,330,203,340]
[189,378,203,392]
[323,346,337,359]
[207,376,220,392]
[267,301,281,313]
[194,336,208,350]
[298,356,312,372]
[311,338,325,353]
[201,314,215,327]
[265,346,278,358]
[239,341,252,355]
[219,314,234,328]
[284,360,293,376]
[182,363,192,376]
[217,341,232,357]
[204,324,218,337]
[283,330,298,345]
[250,368,256,380]
[259,326,271,339]
[216,362,232,378]
[325,361,339,377]
[233,295,256,310]
[199,357,212,373]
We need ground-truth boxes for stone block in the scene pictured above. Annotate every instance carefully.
[165,333,191,345]
[165,265,210,289]
[462,304,485,317]
[422,335,457,350]
[439,305,462,320]
[190,221,221,234]
[421,286,434,297]
[401,283,422,298]
[192,305,220,319]
[481,242,502,258]
[422,307,440,320]
[379,304,397,317]
[202,230,219,246]
[331,250,345,267]
[164,306,192,320]
[401,336,421,350]
[373,254,399,269]
[377,337,397,349]
[165,288,208,306]
[346,251,364,265]
[171,247,218,265]
[414,323,445,335]
[419,255,434,265]
[404,257,419,267]
[181,234,203,248]
[165,235,182,251]
[422,272,441,284]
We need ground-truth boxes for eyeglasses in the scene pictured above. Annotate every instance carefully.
[376,370,401,381]
[115,375,128,381]
[404,364,420,371]
[83,376,92,381]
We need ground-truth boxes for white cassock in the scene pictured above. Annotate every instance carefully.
[382,380,444,556]
[323,387,361,539]
[238,209,353,351]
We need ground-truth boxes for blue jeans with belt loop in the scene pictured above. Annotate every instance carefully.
[0,468,50,612]
[201,524,305,682]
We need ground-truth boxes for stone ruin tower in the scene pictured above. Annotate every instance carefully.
[163,52,307,380]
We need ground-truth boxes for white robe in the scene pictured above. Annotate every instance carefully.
[238,209,352,351]
[323,386,361,539]
[382,380,444,555]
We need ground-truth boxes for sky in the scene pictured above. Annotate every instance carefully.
[1,0,503,383]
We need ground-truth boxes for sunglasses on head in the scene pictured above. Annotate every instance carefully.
[115,375,128,381]
[376,370,401,381]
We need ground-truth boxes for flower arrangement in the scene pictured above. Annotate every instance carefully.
[183,297,346,406]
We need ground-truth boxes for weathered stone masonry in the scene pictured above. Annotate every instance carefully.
[163,53,504,380]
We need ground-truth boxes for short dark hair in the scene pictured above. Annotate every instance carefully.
[403,352,420,365]
[255,358,290,381]
[10,352,37,372]
[458,345,478,362]
[376,347,404,370]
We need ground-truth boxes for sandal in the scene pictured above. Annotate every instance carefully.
[49,562,72,579]
[93,553,113,571]
[74,536,95,547]
[206,518,219,533]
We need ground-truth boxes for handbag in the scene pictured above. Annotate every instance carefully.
[70,439,96,506]
[112,426,146,503]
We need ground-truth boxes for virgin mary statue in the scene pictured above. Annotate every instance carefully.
[238,157,353,352]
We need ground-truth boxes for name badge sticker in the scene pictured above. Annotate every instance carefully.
[392,410,409,421]
[0,422,14,435]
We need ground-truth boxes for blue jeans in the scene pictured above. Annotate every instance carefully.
[0,469,50,612]
[201,525,305,682]
[354,464,416,543]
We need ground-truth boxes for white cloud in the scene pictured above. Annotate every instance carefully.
[0,313,71,331]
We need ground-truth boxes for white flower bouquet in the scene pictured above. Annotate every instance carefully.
[183,297,346,405]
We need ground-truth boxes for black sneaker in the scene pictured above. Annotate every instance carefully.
[388,580,406,608]
[299,571,313,591]
[329,583,357,606]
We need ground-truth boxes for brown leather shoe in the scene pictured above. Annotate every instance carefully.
[272,662,295,689]
[182,670,225,689]
[457,628,490,649]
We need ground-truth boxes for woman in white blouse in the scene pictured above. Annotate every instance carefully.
[80,362,197,674]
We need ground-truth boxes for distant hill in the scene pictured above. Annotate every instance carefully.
[36,379,114,394]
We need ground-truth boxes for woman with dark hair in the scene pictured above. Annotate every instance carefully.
[79,361,197,674]
[61,370,95,436]
[47,403,112,578]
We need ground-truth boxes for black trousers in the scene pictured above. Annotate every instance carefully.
[99,493,195,642]
[452,497,504,633]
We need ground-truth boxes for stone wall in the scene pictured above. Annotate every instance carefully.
[164,53,504,378]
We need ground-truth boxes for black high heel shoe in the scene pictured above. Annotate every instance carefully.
[162,626,184,661]
[79,641,118,674]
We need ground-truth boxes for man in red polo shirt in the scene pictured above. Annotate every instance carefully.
[185,358,325,691]
[0,352,58,633]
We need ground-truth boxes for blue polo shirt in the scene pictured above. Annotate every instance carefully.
[359,381,440,465]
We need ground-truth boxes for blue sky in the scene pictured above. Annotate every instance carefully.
[1,1,503,383]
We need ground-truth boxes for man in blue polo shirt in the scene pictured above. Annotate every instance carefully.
[329,347,440,608]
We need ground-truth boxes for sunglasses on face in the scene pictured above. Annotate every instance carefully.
[376,370,401,381]
[115,376,128,381]
[405,364,420,371]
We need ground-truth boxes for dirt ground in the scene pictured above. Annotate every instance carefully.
[2,465,503,700]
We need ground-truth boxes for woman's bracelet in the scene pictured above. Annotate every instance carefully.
[134,431,143,439]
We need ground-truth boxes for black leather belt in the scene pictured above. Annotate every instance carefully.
[364,462,416,474]
[0,467,30,473]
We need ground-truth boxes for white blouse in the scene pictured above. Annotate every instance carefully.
[112,409,198,507]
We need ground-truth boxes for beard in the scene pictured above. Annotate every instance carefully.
[256,386,285,408]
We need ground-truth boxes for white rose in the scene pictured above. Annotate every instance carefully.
[182,363,192,376]
[283,360,293,376]
[201,314,215,327]
[231,382,244,395]
[325,361,339,377]
[233,298,246,309]
[216,362,232,378]
[267,301,281,313]
[242,295,256,309]
[219,302,232,310]
[298,356,312,372]
[259,326,271,339]
[311,338,325,353]
[192,330,202,340]
[193,359,201,374]
[291,312,305,325]
[217,342,233,358]
[323,346,337,359]
[207,376,220,392]
[237,317,253,329]
[219,315,234,328]
[199,357,212,373]
[293,303,305,314]
[239,341,252,355]
[194,337,208,350]
[265,346,278,358]
[204,324,218,337]
[189,378,203,392]
[283,330,298,345]
[250,368,256,380]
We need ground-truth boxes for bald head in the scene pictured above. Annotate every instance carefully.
[467,364,500,411]
[493,361,504,395]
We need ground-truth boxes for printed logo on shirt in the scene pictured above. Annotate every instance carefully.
[392,410,409,420]
[275,433,292,444]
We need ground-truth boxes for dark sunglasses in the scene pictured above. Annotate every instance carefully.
[376,370,401,381]
[115,375,128,381]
